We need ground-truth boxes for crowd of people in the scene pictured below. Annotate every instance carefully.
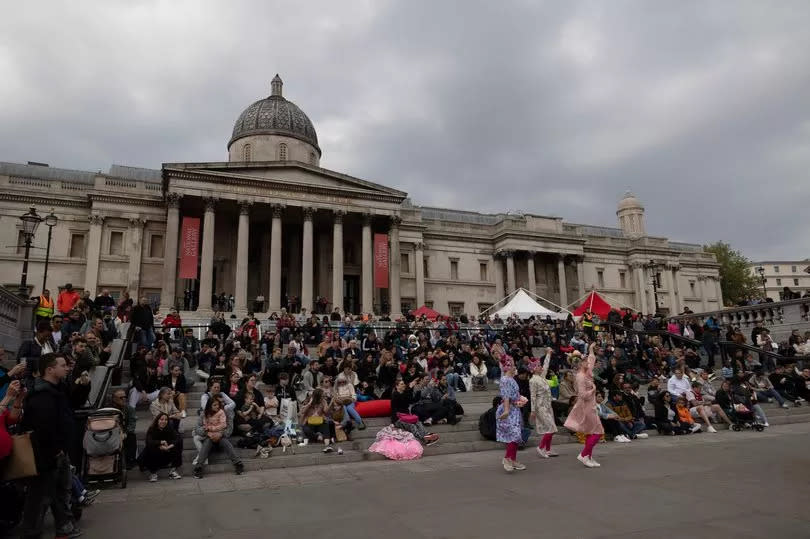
[3,286,810,534]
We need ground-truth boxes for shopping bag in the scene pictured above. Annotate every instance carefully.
[0,433,38,480]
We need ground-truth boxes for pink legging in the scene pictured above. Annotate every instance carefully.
[505,442,518,461]
[580,434,600,458]
[538,433,554,451]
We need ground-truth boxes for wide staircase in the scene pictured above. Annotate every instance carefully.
[119,379,810,481]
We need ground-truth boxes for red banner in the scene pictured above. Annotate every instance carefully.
[374,233,389,289]
[179,217,200,279]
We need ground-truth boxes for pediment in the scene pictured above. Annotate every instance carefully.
[162,161,407,200]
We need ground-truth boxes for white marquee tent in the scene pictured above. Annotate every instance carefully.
[487,288,569,320]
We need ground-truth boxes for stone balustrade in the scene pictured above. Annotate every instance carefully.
[0,286,36,359]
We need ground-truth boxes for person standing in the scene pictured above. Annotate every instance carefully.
[496,354,526,472]
[564,343,604,468]
[529,348,558,458]
[131,296,155,348]
[19,353,81,538]
[57,283,81,317]
[35,288,55,323]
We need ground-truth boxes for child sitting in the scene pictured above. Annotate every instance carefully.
[675,396,702,433]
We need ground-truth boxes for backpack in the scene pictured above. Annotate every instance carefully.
[479,408,497,441]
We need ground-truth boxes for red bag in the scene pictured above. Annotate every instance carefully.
[397,412,419,424]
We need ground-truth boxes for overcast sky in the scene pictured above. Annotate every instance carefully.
[1,1,808,261]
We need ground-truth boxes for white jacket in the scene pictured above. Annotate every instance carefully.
[470,362,487,377]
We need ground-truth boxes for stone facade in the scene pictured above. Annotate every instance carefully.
[0,76,722,317]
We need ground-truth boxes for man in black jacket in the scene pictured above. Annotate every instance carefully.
[131,296,155,348]
[17,319,56,390]
[19,352,80,538]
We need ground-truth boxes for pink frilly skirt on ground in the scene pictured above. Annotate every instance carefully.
[368,426,424,460]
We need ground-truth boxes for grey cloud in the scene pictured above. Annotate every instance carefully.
[1,1,809,259]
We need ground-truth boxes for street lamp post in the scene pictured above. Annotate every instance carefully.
[756,266,767,298]
[18,207,43,298]
[41,209,58,293]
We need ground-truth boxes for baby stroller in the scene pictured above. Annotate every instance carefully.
[727,403,765,432]
[82,407,127,488]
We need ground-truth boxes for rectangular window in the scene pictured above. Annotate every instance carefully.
[478,303,492,313]
[794,278,799,286]
[149,234,164,258]
[792,265,797,273]
[480,263,488,281]
[16,230,25,255]
[619,271,626,289]
[450,260,459,280]
[109,231,124,255]
[69,233,86,258]
[773,266,780,273]
[423,258,429,279]
[776,278,782,286]
[448,302,464,316]
[597,269,605,288]
[401,299,414,314]
[400,253,409,273]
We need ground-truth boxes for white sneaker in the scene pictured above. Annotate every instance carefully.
[536,447,549,458]
[511,460,526,471]
[587,457,601,467]
[763,422,769,427]
[168,469,182,480]
[707,426,717,433]
[546,450,559,457]
[577,454,596,468]
[192,456,199,466]
[781,403,790,409]
[691,424,702,433]
[502,458,514,472]
[636,433,649,439]
[614,435,630,443]
[149,473,158,482]
[181,410,187,418]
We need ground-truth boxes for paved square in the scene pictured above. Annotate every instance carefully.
[76,422,810,539]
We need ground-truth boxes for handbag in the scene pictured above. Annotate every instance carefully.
[0,432,38,481]
[396,412,419,424]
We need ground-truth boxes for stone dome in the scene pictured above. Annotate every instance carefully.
[618,191,643,211]
[228,75,321,155]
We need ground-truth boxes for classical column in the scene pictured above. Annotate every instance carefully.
[700,277,709,312]
[84,214,104,296]
[714,277,723,308]
[557,255,568,307]
[197,197,217,311]
[161,193,182,309]
[635,264,648,314]
[361,213,373,314]
[268,204,283,312]
[127,217,146,299]
[665,264,677,315]
[526,251,536,294]
[301,207,315,313]
[415,241,425,307]
[576,256,586,297]
[389,216,402,317]
[671,266,682,314]
[234,200,251,314]
[505,251,516,293]
[494,254,504,300]
[331,210,344,314]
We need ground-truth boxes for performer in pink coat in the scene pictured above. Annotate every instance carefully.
[563,342,604,468]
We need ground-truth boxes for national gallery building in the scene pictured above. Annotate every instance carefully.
[0,76,721,318]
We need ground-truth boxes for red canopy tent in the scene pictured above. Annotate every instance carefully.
[410,305,442,320]
[572,291,614,319]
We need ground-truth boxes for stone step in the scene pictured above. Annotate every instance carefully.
[127,409,810,481]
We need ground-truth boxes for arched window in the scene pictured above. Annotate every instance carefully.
[278,143,287,161]
[243,143,252,162]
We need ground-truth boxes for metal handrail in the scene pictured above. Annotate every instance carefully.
[599,321,703,348]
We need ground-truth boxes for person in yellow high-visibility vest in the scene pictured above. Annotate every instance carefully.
[582,311,595,340]
[35,289,54,322]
